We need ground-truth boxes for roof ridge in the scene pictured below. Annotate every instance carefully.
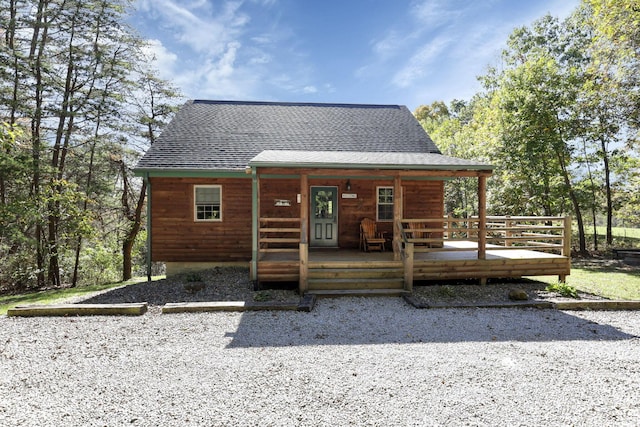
[192,99,402,109]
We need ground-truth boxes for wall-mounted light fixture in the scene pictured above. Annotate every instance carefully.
[346,179,351,191]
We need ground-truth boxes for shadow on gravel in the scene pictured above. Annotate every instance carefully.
[225,299,638,348]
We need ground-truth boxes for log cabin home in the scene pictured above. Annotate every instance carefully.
[135,100,571,295]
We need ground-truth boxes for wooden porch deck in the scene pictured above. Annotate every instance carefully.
[254,216,572,293]
[256,242,570,292]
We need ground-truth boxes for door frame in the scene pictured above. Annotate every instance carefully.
[309,185,339,248]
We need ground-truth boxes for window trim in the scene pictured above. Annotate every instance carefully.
[194,185,222,222]
[376,186,394,222]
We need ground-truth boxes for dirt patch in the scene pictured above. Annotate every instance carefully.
[80,267,299,307]
[410,278,603,307]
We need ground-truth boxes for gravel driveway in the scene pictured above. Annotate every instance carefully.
[1,298,639,426]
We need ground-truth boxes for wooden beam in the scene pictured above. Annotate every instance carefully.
[562,215,572,257]
[250,169,259,282]
[393,175,402,261]
[8,303,148,317]
[478,175,487,260]
[145,173,152,281]
[404,242,414,292]
[299,174,309,293]
[560,215,572,282]
[257,167,493,178]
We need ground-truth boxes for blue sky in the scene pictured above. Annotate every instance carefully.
[130,0,580,112]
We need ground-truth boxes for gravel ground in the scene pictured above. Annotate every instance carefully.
[1,298,639,426]
[78,267,300,313]
[75,266,604,311]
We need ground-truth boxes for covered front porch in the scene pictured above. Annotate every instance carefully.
[253,216,572,294]
[247,150,571,294]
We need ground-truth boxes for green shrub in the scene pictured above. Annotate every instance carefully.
[546,282,579,298]
[253,291,272,302]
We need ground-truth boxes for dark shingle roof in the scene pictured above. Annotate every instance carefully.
[135,100,442,171]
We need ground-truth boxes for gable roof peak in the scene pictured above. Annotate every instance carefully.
[135,99,444,172]
[192,99,404,110]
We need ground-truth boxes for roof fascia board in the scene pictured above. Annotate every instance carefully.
[249,160,493,171]
[134,169,249,178]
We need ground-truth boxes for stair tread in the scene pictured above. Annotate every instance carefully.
[308,289,409,297]
[308,277,403,282]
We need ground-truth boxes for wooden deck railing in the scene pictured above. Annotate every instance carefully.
[482,216,571,255]
[399,215,571,291]
[400,216,571,255]
[258,217,301,255]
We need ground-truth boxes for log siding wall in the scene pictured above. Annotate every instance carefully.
[150,177,253,262]
[150,171,444,262]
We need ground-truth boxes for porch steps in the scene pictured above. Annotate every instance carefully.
[307,262,405,293]
[308,277,405,290]
[308,289,409,298]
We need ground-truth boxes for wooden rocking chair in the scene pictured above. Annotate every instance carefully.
[360,218,386,252]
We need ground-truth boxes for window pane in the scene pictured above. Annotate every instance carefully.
[378,205,393,220]
[377,187,394,221]
[197,205,220,220]
[196,187,220,204]
[195,186,221,221]
[378,187,393,204]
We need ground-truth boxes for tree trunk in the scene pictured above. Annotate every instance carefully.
[600,137,613,246]
[555,147,587,254]
[30,0,50,288]
[122,180,147,281]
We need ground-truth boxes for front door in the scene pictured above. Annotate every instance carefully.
[310,186,338,247]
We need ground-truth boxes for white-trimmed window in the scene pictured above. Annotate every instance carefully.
[377,186,394,221]
[194,185,222,221]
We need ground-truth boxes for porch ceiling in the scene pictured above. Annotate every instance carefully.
[249,150,494,171]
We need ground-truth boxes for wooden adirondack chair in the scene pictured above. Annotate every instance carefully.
[360,218,386,252]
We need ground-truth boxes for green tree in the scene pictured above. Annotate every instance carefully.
[0,0,180,290]
[118,69,181,281]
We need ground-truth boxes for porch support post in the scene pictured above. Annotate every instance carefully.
[393,174,402,261]
[559,215,572,283]
[403,242,414,292]
[477,175,487,285]
[299,174,309,293]
[144,173,152,282]
[478,175,487,260]
[562,215,572,257]
[250,168,258,283]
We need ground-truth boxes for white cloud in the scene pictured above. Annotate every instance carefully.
[140,39,178,76]
[391,36,451,88]
[411,0,462,27]
[372,31,406,60]
[141,0,249,56]
[323,83,336,93]
[302,86,317,94]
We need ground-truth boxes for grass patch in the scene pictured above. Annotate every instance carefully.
[531,263,640,300]
[590,226,640,248]
[595,226,640,240]
[0,276,164,316]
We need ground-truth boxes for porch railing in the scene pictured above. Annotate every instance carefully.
[258,217,309,292]
[399,216,571,255]
[483,216,571,255]
[399,215,571,291]
[258,217,301,255]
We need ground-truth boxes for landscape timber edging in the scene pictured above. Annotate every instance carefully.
[7,303,148,317]
[161,297,315,314]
